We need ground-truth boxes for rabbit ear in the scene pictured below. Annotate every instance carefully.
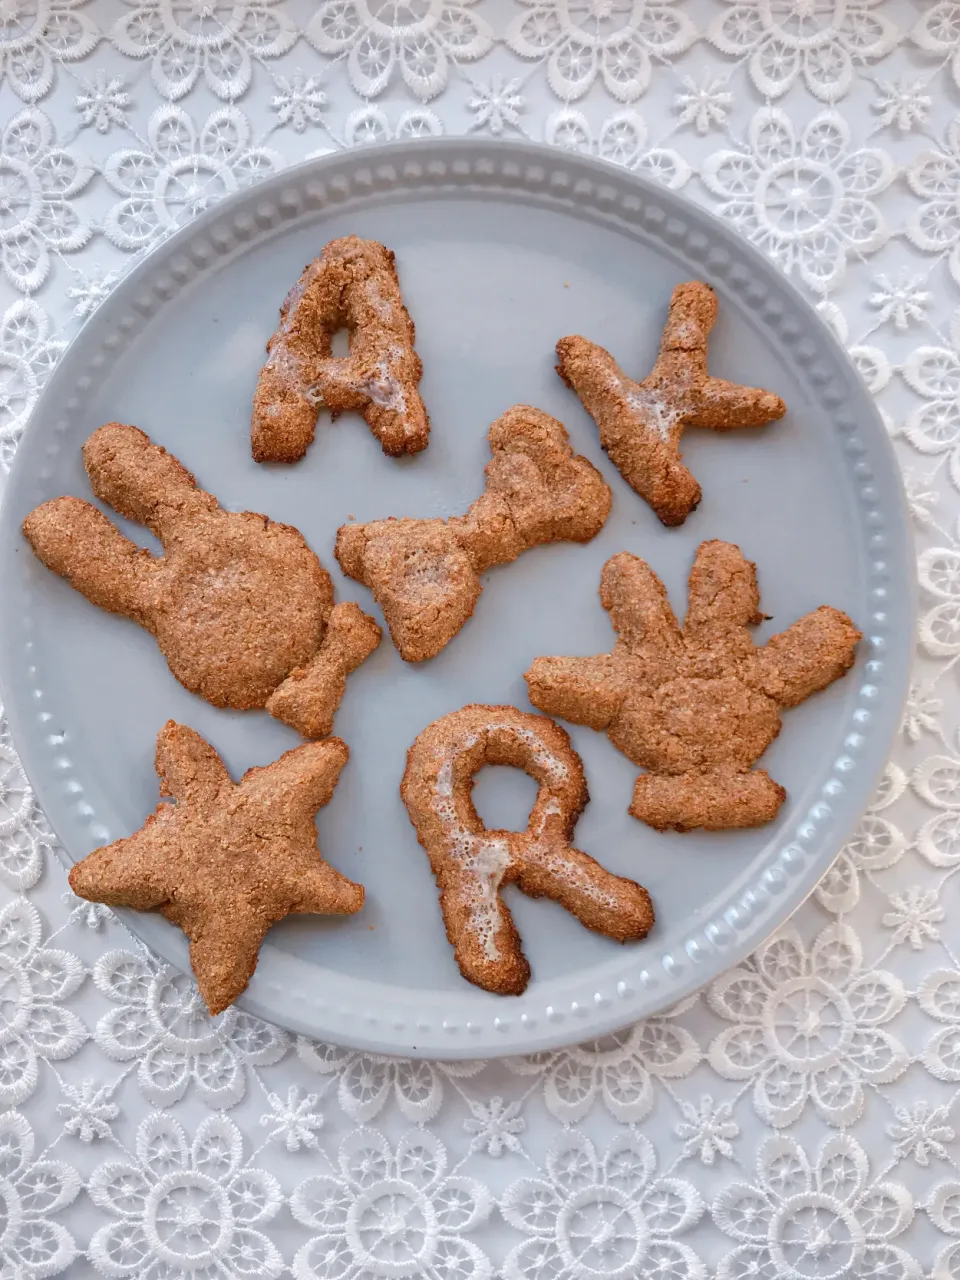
[683,539,761,659]
[600,551,683,661]
[22,497,157,624]
[83,424,215,544]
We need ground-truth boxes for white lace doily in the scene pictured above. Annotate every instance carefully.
[0,1,958,1275]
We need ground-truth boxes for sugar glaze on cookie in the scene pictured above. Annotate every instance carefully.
[401,704,654,995]
[252,236,429,462]
[557,281,786,525]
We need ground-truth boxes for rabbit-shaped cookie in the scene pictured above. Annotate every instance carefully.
[526,542,861,831]
[23,424,380,738]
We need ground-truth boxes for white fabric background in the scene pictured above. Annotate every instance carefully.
[0,1,957,1276]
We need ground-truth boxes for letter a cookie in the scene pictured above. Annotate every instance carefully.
[401,705,654,995]
[526,542,861,831]
[69,722,364,1014]
[556,282,786,525]
[252,236,429,462]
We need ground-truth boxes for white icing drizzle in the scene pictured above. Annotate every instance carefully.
[363,275,398,323]
[428,723,575,960]
[262,263,321,387]
[601,367,680,442]
[486,722,570,784]
[625,387,683,441]
[526,796,619,911]
[433,743,512,961]
[668,317,701,348]
[260,254,417,435]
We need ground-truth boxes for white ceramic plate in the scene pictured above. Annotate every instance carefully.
[0,140,914,1057]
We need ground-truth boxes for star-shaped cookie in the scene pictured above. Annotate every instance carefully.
[525,541,861,831]
[556,281,786,525]
[69,721,364,1013]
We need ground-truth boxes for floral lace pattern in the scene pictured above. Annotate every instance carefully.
[102,104,282,249]
[93,949,288,1108]
[502,1131,703,1278]
[700,108,894,294]
[2,1,960,1274]
[89,1112,283,1277]
[713,1133,915,1278]
[307,0,492,101]
[707,0,898,103]
[111,0,298,101]
[0,109,92,293]
[291,1129,492,1279]
[505,0,695,102]
[707,924,908,1128]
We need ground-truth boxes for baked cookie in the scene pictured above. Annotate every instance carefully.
[252,236,429,462]
[556,282,786,525]
[23,424,380,736]
[69,722,364,1014]
[336,405,611,661]
[526,541,860,831]
[401,704,654,995]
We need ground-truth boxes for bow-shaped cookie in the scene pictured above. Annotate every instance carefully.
[336,406,611,661]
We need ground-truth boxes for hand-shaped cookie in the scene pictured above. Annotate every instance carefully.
[252,236,429,462]
[336,406,612,661]
[526,541,861,831]
[401,704,654,994]
[557,282,786,525]
[23,424,380,737]
[69,722,364,1014]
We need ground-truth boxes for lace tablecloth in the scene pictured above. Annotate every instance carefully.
[1,1,958,1275]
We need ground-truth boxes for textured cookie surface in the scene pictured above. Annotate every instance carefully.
[69,722,364,1014]
[401,703,654,994]
[526,541,861,831]
[336,406,611,661]
[557,282,786,525]
[252,235,429,462]
[22,424,379,736]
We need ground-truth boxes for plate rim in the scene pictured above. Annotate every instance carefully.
[0,137,916,1057]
